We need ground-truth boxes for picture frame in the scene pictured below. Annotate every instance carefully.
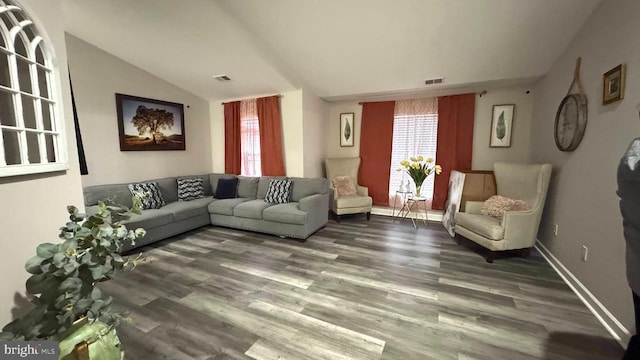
[603,64,626,105]
[489,104,515,148]
[340,112,355,147]
[116,93,185,151]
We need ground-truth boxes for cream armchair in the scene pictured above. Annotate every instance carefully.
[324,157,373,221]
[455,162,552,262]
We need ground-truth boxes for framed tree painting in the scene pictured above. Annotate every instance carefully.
[489,104,515,148]
[340,112,354,147]
[116,93,186,151]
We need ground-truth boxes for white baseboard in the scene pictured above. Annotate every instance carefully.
[535,240,631,347]
[371,206,444,222]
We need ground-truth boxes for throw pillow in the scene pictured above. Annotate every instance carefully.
[214,178,238,199]
[264,178,293,204]
[332,176,357,196]
[128,182,166,210]
[177,177,205,201]
[481,195,531,220]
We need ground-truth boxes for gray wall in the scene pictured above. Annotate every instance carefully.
[530,0,639,331]
[66,34,213,186]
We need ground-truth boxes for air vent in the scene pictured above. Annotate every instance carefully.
[425,77,444,85]
[212,74,231,82]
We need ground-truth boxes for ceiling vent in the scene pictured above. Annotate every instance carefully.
[212,74,231,82]
[424,77,444,85]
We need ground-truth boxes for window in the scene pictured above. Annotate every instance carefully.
[389,98,438,207]
[240,98,261,176]
[0,0,66,177]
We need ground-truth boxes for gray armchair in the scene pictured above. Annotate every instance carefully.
[455,162,552,262]
[324,157,373,221]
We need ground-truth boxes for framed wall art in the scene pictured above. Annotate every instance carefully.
[489,104,515,148]
[340,112,355,147]
[116,93,185,151]
[603,64,626,105]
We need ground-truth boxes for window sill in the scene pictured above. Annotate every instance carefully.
[0,163,68,178]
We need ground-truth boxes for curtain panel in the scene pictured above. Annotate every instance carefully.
[224,101,242,175]
[433,93,475,210]
[256,96,285,176]
[359,101,396,206]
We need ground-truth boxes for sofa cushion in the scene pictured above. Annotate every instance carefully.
[208,198,251,216]
[237,176,259,198]
[180,174,212,196]
[233,199,275,220]
[456,213,504,240]
[265,179,293,204]
[257,176,287,199]
[214,178,238,199]
[155,177,178,203]
[263,203,307,225]
[335,195,372,208]
[210,173,237,194]
[177,177,206,201]
[84,184,133,208]
[128,182,166,210]
[122,209,173,230]
[332,176,357,196]
[290,177,328,201]
[163,197,212,221]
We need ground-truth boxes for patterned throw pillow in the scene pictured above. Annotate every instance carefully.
[481,195,530,220]
[177,177,205,201]
[332,176,357,196]
[264,179,293,204]
[128,182,166,210]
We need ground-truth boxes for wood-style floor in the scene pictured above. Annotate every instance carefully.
[102,215,624,360]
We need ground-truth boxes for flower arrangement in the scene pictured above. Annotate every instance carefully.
[397,155,442,196]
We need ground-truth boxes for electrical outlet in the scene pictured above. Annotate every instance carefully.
[553,223,558,236]
[582,245,589,262]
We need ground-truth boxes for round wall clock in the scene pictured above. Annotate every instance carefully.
[554,94,587,151]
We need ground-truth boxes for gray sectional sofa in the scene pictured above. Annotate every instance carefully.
[83,174,329,251]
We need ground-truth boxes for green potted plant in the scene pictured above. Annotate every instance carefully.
[0,198,147,359]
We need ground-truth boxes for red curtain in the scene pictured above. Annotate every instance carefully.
[359,101,395,206]
[433,94,475,210]
[224,101,242,175]
[256,96,285,176]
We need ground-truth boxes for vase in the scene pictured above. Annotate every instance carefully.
[414,182,424,197]
[58,317,124,360]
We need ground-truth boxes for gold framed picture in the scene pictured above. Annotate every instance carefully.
[603,64,626,105]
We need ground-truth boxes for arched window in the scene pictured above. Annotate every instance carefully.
[0,0,66,177]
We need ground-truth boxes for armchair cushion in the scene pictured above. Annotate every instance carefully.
[480,195,530,220]
[336,195,372,209]
[456,213,504,240]
[332,176,357,196]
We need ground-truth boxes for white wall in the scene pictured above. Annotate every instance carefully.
[473,86,533,170]
[209,89,305,177]
[0,0,84,325]
[324,88,533,170]
[530,0,638,333]
[66,34,212,186]
[303,88,329,177]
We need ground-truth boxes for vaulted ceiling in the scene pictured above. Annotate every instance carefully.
[62,0,601,101]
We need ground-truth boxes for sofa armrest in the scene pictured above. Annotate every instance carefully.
[299,193,329,214]
[84,205,100,217]
[356,185,369,197]
[502,210,539,249]
[464,201,484,214]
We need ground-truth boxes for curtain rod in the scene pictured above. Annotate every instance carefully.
[221,94,283,105]
[357,90,488,104]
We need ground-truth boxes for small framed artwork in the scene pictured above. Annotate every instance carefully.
[116,93,185,151]
[489,104,515,148]
[603,64,626,105]
[340,112,355,147]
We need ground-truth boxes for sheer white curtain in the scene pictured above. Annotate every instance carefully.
[240,98,261,176]
[389,98,438,208]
